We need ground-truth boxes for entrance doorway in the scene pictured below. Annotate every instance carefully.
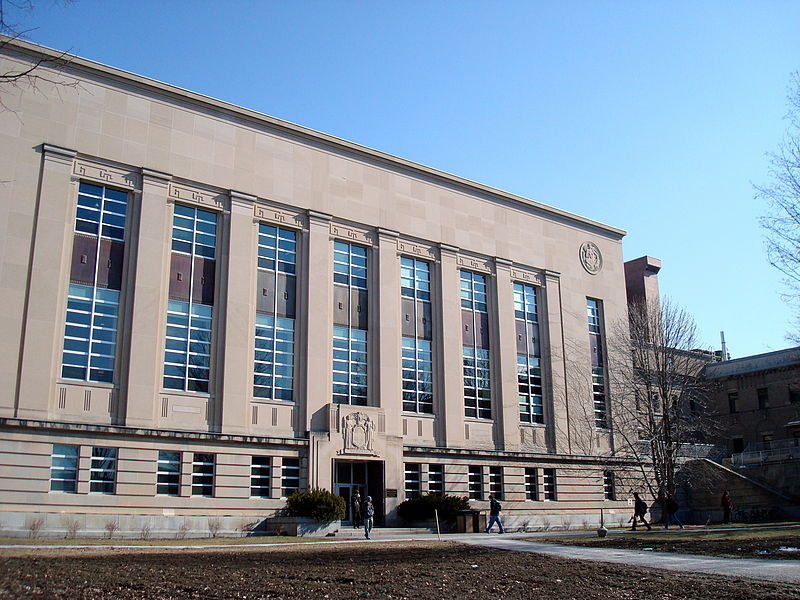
[334,460,384,526]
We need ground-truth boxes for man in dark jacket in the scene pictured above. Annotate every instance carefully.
[631,492,652,531]
[663,492,684,529]
[485,494,505,533]
[351,490,362,529]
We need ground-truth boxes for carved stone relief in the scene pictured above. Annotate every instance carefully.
[74,160,140,190]
[254,203,305,229]
[510,268,544,286]
[169,183,227,211]
[330,222,374,245]
[338,411,377,456]
[579,241,603,275]
[457,254,493,274]
[397,239,438,261]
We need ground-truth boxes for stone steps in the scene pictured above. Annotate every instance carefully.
[331,526,439,538]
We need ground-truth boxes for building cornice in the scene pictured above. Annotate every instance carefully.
[403,445,639,466]
[0,418,308,447]
[3,36,626,240]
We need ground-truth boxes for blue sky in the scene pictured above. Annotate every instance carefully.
[8,1,800,357]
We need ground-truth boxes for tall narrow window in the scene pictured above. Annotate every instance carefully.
[468,465,483,500]
[50,444,79,493]
[525,468,539,501]
[157,451,181,496]
[251,456,272,498]
[587,298,608,428]
[191,453,214,497]
[164,205,217,393]
[404,463,421,498]
[489,466,504,500]
[728,391,738,414]
[282,458,300,497]
[461,271,491,419]
[89,447,117,494]
[401,257,433,413]
[428,464,444,495]
[543,468,557,501]
[254,224,297,401]
[332,242,368,405]
[790,385,800,404]
[757,387,769,410]
[603,471,616,500]
[515,283,543,424]
[61,183,129,383]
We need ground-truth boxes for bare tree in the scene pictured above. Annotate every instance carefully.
[757,72,800,341]
[551,339,650,499]
[607,297,718,499]
[1,1,76,111]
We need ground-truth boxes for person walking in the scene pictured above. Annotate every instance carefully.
[663,492,684,529]
[721,490,734,524]
[630,492,652,531]
[484,494,505,533]
[363,495,374,539]
[351,490,363,529]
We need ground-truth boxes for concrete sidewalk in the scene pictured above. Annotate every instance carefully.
[461,534,800,584]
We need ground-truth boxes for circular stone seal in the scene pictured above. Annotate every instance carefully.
[579,241,603,275]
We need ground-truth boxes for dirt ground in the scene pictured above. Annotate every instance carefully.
[1,541,799,600]
[539,529,800,560]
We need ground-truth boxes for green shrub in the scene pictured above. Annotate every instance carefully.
[285,488,346,522]
[397,493,470,523]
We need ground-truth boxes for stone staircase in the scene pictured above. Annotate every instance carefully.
[330,526,439,539]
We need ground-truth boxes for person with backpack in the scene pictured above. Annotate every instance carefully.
[484,494,505,533]
[363,495,375,539]
[631,492,652,531]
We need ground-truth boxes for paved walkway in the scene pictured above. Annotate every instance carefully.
[460,534,800,584]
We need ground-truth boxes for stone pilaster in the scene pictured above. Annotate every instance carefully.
[493,258,520,451]
[17,145,77,419]
[302,210,333,432]
[542,270,569,454]
[436,243,464,448]
[123,168,172,428]
[376,229,401,434]
[217,191,258,435]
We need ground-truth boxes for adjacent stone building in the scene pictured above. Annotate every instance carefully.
[0,37,635,536]
[706,347,800,456]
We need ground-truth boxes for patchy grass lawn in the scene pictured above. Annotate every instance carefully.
[1,541,799,599]
[0,535,325,547]
[535,525,800,559]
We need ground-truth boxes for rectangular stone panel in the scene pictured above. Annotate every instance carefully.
[401,298,415,337]
[417,300,432,340]
[69,234,97,285]
[461,310,475,347]
[256,269,275,314]
[350,288,368,330]
[97,240,124,290]
[191,257,215,305]
[275,273,295,318]
[333,285,349,327]
[169,253,191,300]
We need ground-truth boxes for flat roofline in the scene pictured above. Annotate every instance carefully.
[712,346,800,367]
[2,35,626,239]
[704,346,800,377]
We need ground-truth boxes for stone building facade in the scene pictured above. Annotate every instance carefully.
[706,347,800,456]
[0,38,634,536]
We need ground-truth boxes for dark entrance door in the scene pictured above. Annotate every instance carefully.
[334,460,384,526]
